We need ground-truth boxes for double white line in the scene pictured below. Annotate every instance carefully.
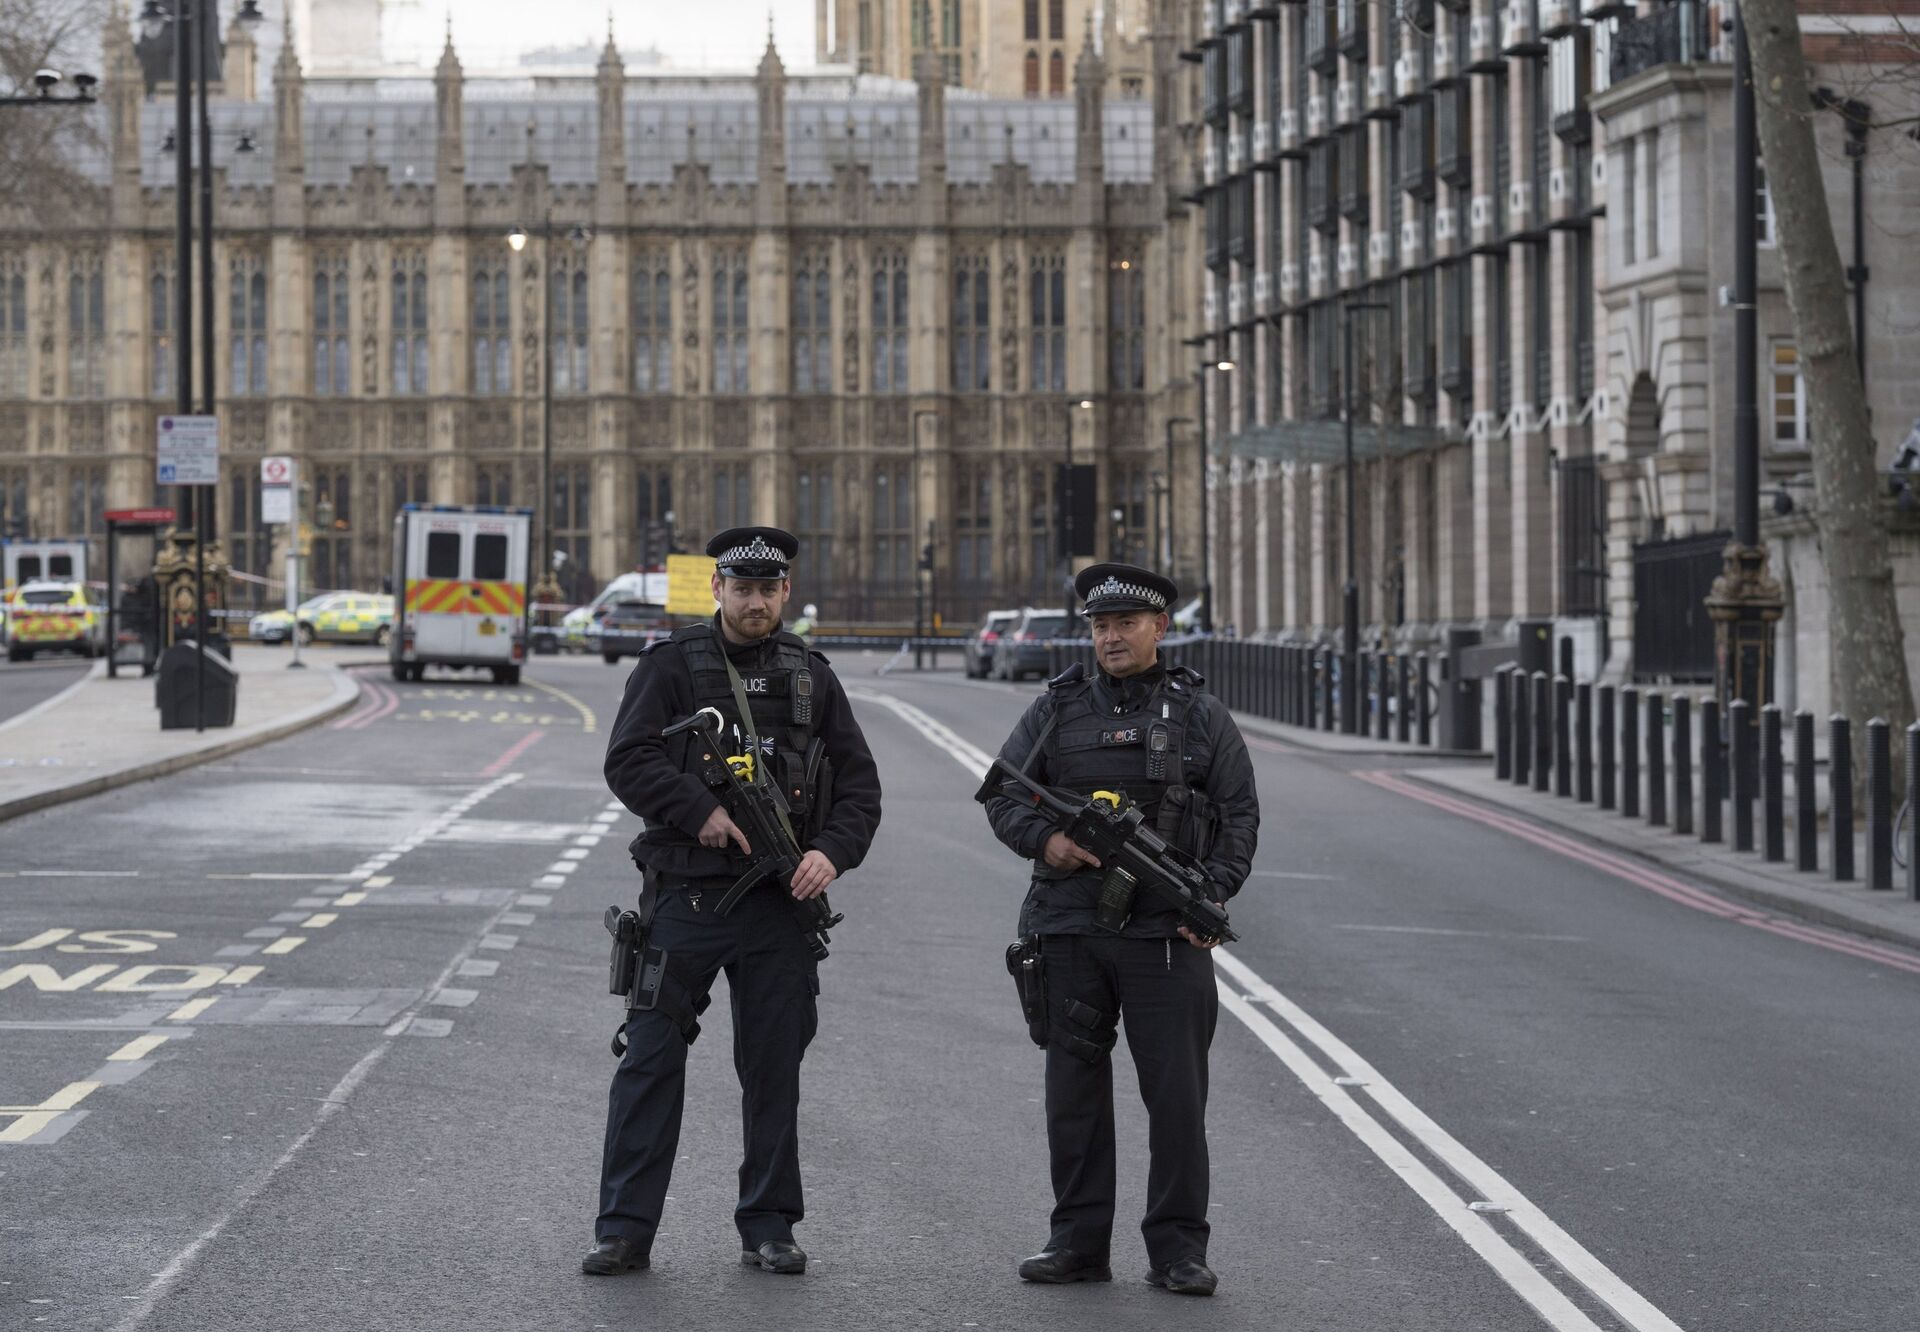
[856,688,1685,1332]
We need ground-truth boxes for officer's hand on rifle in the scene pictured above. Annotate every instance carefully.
[790,849,838,900]
[1176,925,1222,951]
[698,803,752,854]
[1041,832,1102,873]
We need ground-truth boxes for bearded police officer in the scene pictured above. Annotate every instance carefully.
[983,562,1259,1297]
[586,527,882,1278]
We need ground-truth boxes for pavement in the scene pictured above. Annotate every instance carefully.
[0,645,360,823]
[3,656,1917,1331]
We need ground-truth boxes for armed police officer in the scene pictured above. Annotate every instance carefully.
[586,527,882,1278]
[982,562,1258,1297]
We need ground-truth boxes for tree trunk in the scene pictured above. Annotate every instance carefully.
[1739,0,1916,744]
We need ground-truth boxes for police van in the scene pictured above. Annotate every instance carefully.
[389,505,531,685]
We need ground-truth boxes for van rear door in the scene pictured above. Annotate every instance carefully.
[462,519,523,662]
[408,516,469,660]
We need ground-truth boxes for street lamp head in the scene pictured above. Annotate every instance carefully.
[1077,399,1093,410]
[506,226,529,253]
[1216,360,1236,372]
[237,0,267,25]
[32,69,61,94]
[161,128,176,154]
[72,73,98,99]
[138,1,168,41]
[235,131,258,154]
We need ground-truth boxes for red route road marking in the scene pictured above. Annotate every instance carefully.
[480,729,546,778]
[1353,767,1920,978]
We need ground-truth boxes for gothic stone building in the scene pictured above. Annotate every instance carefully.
[0,9,1192,622]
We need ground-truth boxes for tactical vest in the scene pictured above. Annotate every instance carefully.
[1038,665,1214,869]
[668,622,823,827]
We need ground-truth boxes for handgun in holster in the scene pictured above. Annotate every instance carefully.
[1005,935,1048,1048]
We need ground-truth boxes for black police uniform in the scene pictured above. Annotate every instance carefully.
[593,528,882,1266]
[984,563,1259,1283]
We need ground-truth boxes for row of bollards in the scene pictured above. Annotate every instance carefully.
[1490,665,1920,901]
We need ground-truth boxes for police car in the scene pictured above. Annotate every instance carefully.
[4,581,102,662]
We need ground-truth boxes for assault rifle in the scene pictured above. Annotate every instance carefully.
[975,757,1238,944]
[661,706,842,960]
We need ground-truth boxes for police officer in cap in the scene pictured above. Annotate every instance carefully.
[983,562,1259,1297]
[586,527,882,1277]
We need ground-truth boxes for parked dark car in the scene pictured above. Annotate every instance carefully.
[991,608,1071,681]
[965,609,1020,678]
[597,600,671,663]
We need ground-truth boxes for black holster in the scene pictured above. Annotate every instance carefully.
[606,866,710,1057]
[1005,935,1048,1048]
[1052,995,1120,1066]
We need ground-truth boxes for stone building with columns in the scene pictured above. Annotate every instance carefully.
[1180,0,1920,707]
[0,5,1195,623]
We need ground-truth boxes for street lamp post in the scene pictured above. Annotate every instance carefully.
[508,216,589,647]
[911,408,938,669]
[1061,398,1094,592]
[1163,415,1192,582]
[1196,360,1234,634]
[1341,301,1389,734]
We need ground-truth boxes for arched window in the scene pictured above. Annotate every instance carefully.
[311,256,347,397]
[1048,48,1064,95]
[1025,49,1040,97]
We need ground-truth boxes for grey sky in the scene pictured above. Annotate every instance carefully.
[381,0,820,72]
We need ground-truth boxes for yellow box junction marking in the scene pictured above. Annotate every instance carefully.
[260,937,304,956]
[301,914,338,929]
[0,1081,100,1142]
[108,1034,171,1062]
[333,892,367,907]
[167,997,219,1022]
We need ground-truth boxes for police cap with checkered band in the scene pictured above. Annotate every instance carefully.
[706,526,798,579]
[1073,562,1178,618]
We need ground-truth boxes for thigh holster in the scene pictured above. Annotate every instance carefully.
[1049,996,1119,1065]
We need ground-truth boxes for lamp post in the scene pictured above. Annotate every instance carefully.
[1163,416,1192,581]
[911,408,938,668]
[1196,359,1234,634]
[508,216,589,648]
[1341,300,1389,734]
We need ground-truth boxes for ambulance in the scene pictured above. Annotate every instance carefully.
[389,505,532,684]
[3,538,88,593]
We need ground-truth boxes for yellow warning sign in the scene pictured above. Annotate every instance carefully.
[666,553,719,617]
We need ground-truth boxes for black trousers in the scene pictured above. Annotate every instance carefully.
[597,882,820,1248]
[1040,932,1219,1266]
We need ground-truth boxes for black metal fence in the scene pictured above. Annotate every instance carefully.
[1488,666,1920,902]
[1042,637,1447,749]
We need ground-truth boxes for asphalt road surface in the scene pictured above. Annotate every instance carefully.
[3,653,1916,1331]
[0,658,91,726]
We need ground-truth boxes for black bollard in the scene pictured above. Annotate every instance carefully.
[1831,715,1854,882]
[1621,687,1640,819]
[1396,653,1411,743]
[1576,681,1594,802]
[1867,717,1892,890]
[1378,651,1392,740]
[1731,699,1754,851]
[1794,710,1817,871]
[1598,685,1617,810]
[1514,670,1533,788]
[1417,652,1433,748]
[1554,675,1572,797]
[1700,696,1722,844]
[1646,692,1667,826]
[1324,647,1339,732]
[1672,694,1693,836]
[1908,723,1920,901]
[1532,672,1552,793]
[1494,665,1514,779]
[1761,705,1785,863]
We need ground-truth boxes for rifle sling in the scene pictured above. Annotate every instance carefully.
[721,646,800,848]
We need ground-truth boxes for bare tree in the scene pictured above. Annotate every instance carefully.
[1739,0,1917,737]
[0,0,110,225]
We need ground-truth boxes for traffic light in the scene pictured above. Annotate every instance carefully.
[918,542,934,574]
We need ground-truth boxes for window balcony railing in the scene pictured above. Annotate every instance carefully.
[1609,2,1706,85]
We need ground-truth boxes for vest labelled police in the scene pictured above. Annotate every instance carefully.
[586,526,882,1280]
[982,562,1259,1298]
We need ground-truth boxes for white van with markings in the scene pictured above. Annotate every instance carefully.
[389,505,532,684]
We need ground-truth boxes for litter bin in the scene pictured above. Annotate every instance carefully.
[1438,626,1483,751]
[157,642,238,730]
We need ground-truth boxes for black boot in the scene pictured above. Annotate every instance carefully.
[1017,1248,1113,1283]
[581,1235,649,1276]
[741,1239,807,1274]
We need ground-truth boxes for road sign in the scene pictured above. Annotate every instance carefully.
[105,508,177,525]
[260,456,295,524]
[156,416,220,487]
[665,553,719,616]
[260,456,293,486]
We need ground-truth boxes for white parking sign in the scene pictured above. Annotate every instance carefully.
[156,416,220,487]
